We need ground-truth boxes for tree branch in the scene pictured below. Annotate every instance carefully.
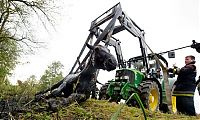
[0,3,10,34]
[9,0,34,7]
[0,11,8,24]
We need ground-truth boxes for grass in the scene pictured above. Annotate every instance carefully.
[17,99,200,120]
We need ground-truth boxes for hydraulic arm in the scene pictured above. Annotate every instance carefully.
[70,2,149,74]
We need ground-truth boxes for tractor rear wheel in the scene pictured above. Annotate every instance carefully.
[98,83,110,100]
[138,80,160,112]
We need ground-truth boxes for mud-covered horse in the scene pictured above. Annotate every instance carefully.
[35,43,117,110]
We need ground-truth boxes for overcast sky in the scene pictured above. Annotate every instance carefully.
[10,0,200,84]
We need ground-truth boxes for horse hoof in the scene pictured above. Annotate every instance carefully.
[47,99,58,112]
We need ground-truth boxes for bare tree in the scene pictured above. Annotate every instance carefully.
[0,0,58,81]
[0,0,57,53]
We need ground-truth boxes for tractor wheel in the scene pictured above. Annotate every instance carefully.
[98,83,110,100]
[138,80,160,112]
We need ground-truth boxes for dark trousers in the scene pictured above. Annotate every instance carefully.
[176,96,195,116]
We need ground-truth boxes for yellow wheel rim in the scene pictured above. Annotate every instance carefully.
[149,88,159,112]
[172,96,177,113]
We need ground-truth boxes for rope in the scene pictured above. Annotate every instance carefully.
[124,15,172,113]
[143,40,172,113]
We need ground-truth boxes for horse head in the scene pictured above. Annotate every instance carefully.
[86,43,117,71]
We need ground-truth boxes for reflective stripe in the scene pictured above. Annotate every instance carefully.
[172,93,194,97]
[173,90,194,95]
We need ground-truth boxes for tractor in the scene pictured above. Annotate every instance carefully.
[64,2,200,113]
[92,3,200,113]
[99,42,200,113]
[99,53,177,112]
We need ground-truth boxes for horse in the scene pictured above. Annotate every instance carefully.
[35,43,117,110]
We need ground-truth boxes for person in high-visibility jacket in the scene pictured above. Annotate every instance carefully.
[170,55,196,116]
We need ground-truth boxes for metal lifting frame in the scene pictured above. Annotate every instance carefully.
[69,2,149,74]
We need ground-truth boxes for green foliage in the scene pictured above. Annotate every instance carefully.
[111,93,147,120]
[14,99,200,120]
[16,75,39,97]
[0,33,19,81]
[0,78,38,99]
[38,61,64,91]
[0,61,65,99]
[0,0,57,83]
[0,80,13,99]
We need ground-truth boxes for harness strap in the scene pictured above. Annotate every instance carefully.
[140,39,172,113]
[73,77,80,93]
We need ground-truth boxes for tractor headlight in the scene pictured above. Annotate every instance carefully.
[120,76,129,80]
[115,76,129,80]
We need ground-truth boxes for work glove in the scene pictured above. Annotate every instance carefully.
[168,67,179,74]
[167,68,174,73]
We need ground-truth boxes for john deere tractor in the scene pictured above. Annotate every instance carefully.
[84,2,200,113]
[99,53,177,112]
[98,40,200,113]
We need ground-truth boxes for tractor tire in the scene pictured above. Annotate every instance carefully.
[138,80,160,112]
[98,83,110,100]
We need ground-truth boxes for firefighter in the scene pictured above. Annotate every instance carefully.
[169,55,196,116]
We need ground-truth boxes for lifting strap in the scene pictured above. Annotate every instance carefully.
[141,40,173,113]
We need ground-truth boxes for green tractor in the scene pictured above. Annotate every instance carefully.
[99,40,200,112]
[79,2,200,113]
[99,53,177,112]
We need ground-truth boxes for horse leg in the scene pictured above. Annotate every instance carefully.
[90,80,97,99]
[47,93,87,111]
[46,81,68,99]
[61,93,87,106]
[49,77,79,98]
[53,93,87,108]
[46,86,73,112]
